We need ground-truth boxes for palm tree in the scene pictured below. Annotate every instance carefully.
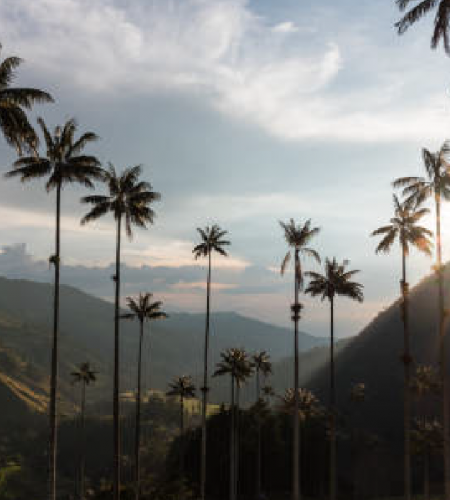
[214,348,254,500]
[167,375,196,477]
[193,224,230,500]
[71,362,97,500]
[279,218,320,500]
[81,164,161,500]
[393,144,450,497]
[5,118,101,500]
[279,388,323,422]
[371,194,433,500]
[122,293,167,500]
[306,258,364,500]
[252,351,272,499]
[411,418,443,500]
[0,42,53,155]
[395,0,450,54]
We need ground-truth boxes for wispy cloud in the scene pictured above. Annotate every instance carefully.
[3,0,445,143]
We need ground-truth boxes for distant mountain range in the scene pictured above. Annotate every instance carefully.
[0,276,327,408]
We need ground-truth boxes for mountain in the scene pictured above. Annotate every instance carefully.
[0,276,327,404]
[308,267,447,445]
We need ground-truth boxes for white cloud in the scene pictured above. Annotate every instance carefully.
[272,21,299,34]
[2,0,449,144]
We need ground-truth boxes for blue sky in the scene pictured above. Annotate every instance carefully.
[0,0,450,337]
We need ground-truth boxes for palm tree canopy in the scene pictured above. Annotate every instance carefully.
[279,218,321,288]
[121,292,168,324]
[393,143,450,205]
[166,375,196,399]
[396,0,450,54]
[350,382,366,403]
[71,362,97,385]
[371,194,433,256]
[252,351,272,376]
[193,224,230,259]
[305,257,364,303]
[279,388,323,421]
[81,163,161,238]
[213,348,254,387]
[411,417,443,455]
[0,43,53,154]
[5,118,102,191]
[411,365,441,396]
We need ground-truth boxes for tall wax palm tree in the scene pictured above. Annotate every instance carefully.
[167,375,196,477]
[252,351,272,499]
[371,194,433,500]
[71,362,97,500]
[279,218,320,500]
[395,0,450,54]
[393,143,450,497]
[122,293,167,500]
[193,224,230,500]
[306,258,364,500]
[0,43,53,155]
[411,418,443,500]
[5,118,101,500]
[81,164,161,500]
[214,348,254,500]
[167,375,196,436]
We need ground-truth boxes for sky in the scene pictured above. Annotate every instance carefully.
[1,0,450,338]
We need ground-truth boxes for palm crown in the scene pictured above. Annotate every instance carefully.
[167,375,196,399]
[371,195,433,256]
[279,388,323,421]
[81,164,161,237]
[122,293,167,323]
[214,348,254,387]
[252,351,272,377]
[396,0,450,54]
[193,224,230,259]
[0,43,53,154]
[71,362,97,386]
[280,218,321,288]
[305,257,364,303]
[393,144,450,206]
[5,118,101,190]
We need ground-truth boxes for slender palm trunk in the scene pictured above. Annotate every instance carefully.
[230,375,236,500]
[401,247,412,500]
[292,250,301,500]
[79,380,86,500]
[135,321,144,500]
[435,195,450,499]
[48,182,61,500]
[256,367,262,499]
[201,252,212,500]
[424,451,430,500]
[329,295,336,500]
[113,215,122,500]
[180,394,184,477]
[235,385,240,500]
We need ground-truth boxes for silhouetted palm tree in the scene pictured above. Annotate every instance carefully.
[372,194,433,500]
[279,388,324,422]
[396,0,450,54]
[193,224,230,500]
[280,218,320,500]
[252,351,272,499]
[81,164,160,500]
[122,293,167,500]
[167,375,196,435]
[71,362,97,500]
[214,348,254,500]
[6,118,101,500]
[306,258,363,500]
[0,43,53,154]
[394,143,450,497]
[411,418,443,500]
